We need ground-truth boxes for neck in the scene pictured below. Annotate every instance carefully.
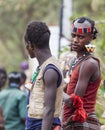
[36,49,52,66]
[76,51,90,58]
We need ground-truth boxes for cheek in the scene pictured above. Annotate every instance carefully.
[79,39,87,46]
[29,51,35,58]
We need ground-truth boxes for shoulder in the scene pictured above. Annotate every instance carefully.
[44,65,59,79]
[0,89,8,96]
[43,64,63,81]
[80,56,100,73]
[15,90,26,100]
[82,56,99,67]
[44,64,61,74]
[43,64,62,86]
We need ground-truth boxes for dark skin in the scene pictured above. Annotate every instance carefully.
[0,73,7,89]
[63,32,100,106]
[42,68,58,130]
[26,42,59,130]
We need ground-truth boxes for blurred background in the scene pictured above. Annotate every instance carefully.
[0,0,105,124]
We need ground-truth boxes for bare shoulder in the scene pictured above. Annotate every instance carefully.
[79,56,100,81]
[80,56,100,72]
[83,56,99,66]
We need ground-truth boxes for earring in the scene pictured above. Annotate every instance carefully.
[85,44,96,53]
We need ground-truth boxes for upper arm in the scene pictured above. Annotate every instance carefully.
[74,59,99,97]
[43,68,59,111]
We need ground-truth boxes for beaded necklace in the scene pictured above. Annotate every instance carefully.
[31,66,40,84]
[25,66,40,90]
[64,52,91,84]
[69,52,91,76]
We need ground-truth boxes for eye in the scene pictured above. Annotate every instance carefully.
[71,33,76,38]
[79,35,85,39]
[71,33,86,39]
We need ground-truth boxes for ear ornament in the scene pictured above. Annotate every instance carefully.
[85,44,96,53]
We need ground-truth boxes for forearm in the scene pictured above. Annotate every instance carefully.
[41,109,54,130]
[63,83,67,93]
[63,92,73,107]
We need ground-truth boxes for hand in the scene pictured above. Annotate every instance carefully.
[63,92,72,107]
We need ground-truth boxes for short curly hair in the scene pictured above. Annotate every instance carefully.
[24,21,50,49]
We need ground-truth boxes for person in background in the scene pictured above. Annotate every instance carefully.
[0,68,7,90]
[21,61,29,72]
[62,17,101,130]
[0,71,27,130]
[0,68,7,130]
[19,71,28,96]
[20,60,31,83]
[24,21,64,130]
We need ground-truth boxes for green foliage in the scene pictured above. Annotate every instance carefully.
[0,0,61,72]
[0,0,105,125]
[96,89,105,124]
[73,0,92,15]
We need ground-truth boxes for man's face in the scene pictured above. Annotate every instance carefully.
[25,42,35,58]
[0,73,7,88]
[70,32,92,52]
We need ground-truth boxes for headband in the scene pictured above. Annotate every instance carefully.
[72,19,92,34]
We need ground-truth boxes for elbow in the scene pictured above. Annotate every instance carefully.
[44,107,55,117]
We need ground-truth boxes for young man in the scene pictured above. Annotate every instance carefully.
[19,71,28,95]
[62,17,101,130]
[24,21,64,130]
[0,71,27,130]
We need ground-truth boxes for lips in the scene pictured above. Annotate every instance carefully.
[71,43,81,51]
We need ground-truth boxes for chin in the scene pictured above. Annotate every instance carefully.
[30,55,35,58]
[30,56,35,58]
[29,53,35,58]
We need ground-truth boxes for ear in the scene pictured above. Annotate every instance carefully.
[88,34,93,42]
[90,34,94,40]
[28,44,34,50]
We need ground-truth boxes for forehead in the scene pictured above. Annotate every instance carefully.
[71,31,90,36]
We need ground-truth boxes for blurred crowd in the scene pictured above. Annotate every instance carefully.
[0,66,28,130]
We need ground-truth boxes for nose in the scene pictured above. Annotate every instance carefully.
[73,36,79,43]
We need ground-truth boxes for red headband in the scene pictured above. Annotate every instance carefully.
[72,23,92,34]
[72,27,91,34]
